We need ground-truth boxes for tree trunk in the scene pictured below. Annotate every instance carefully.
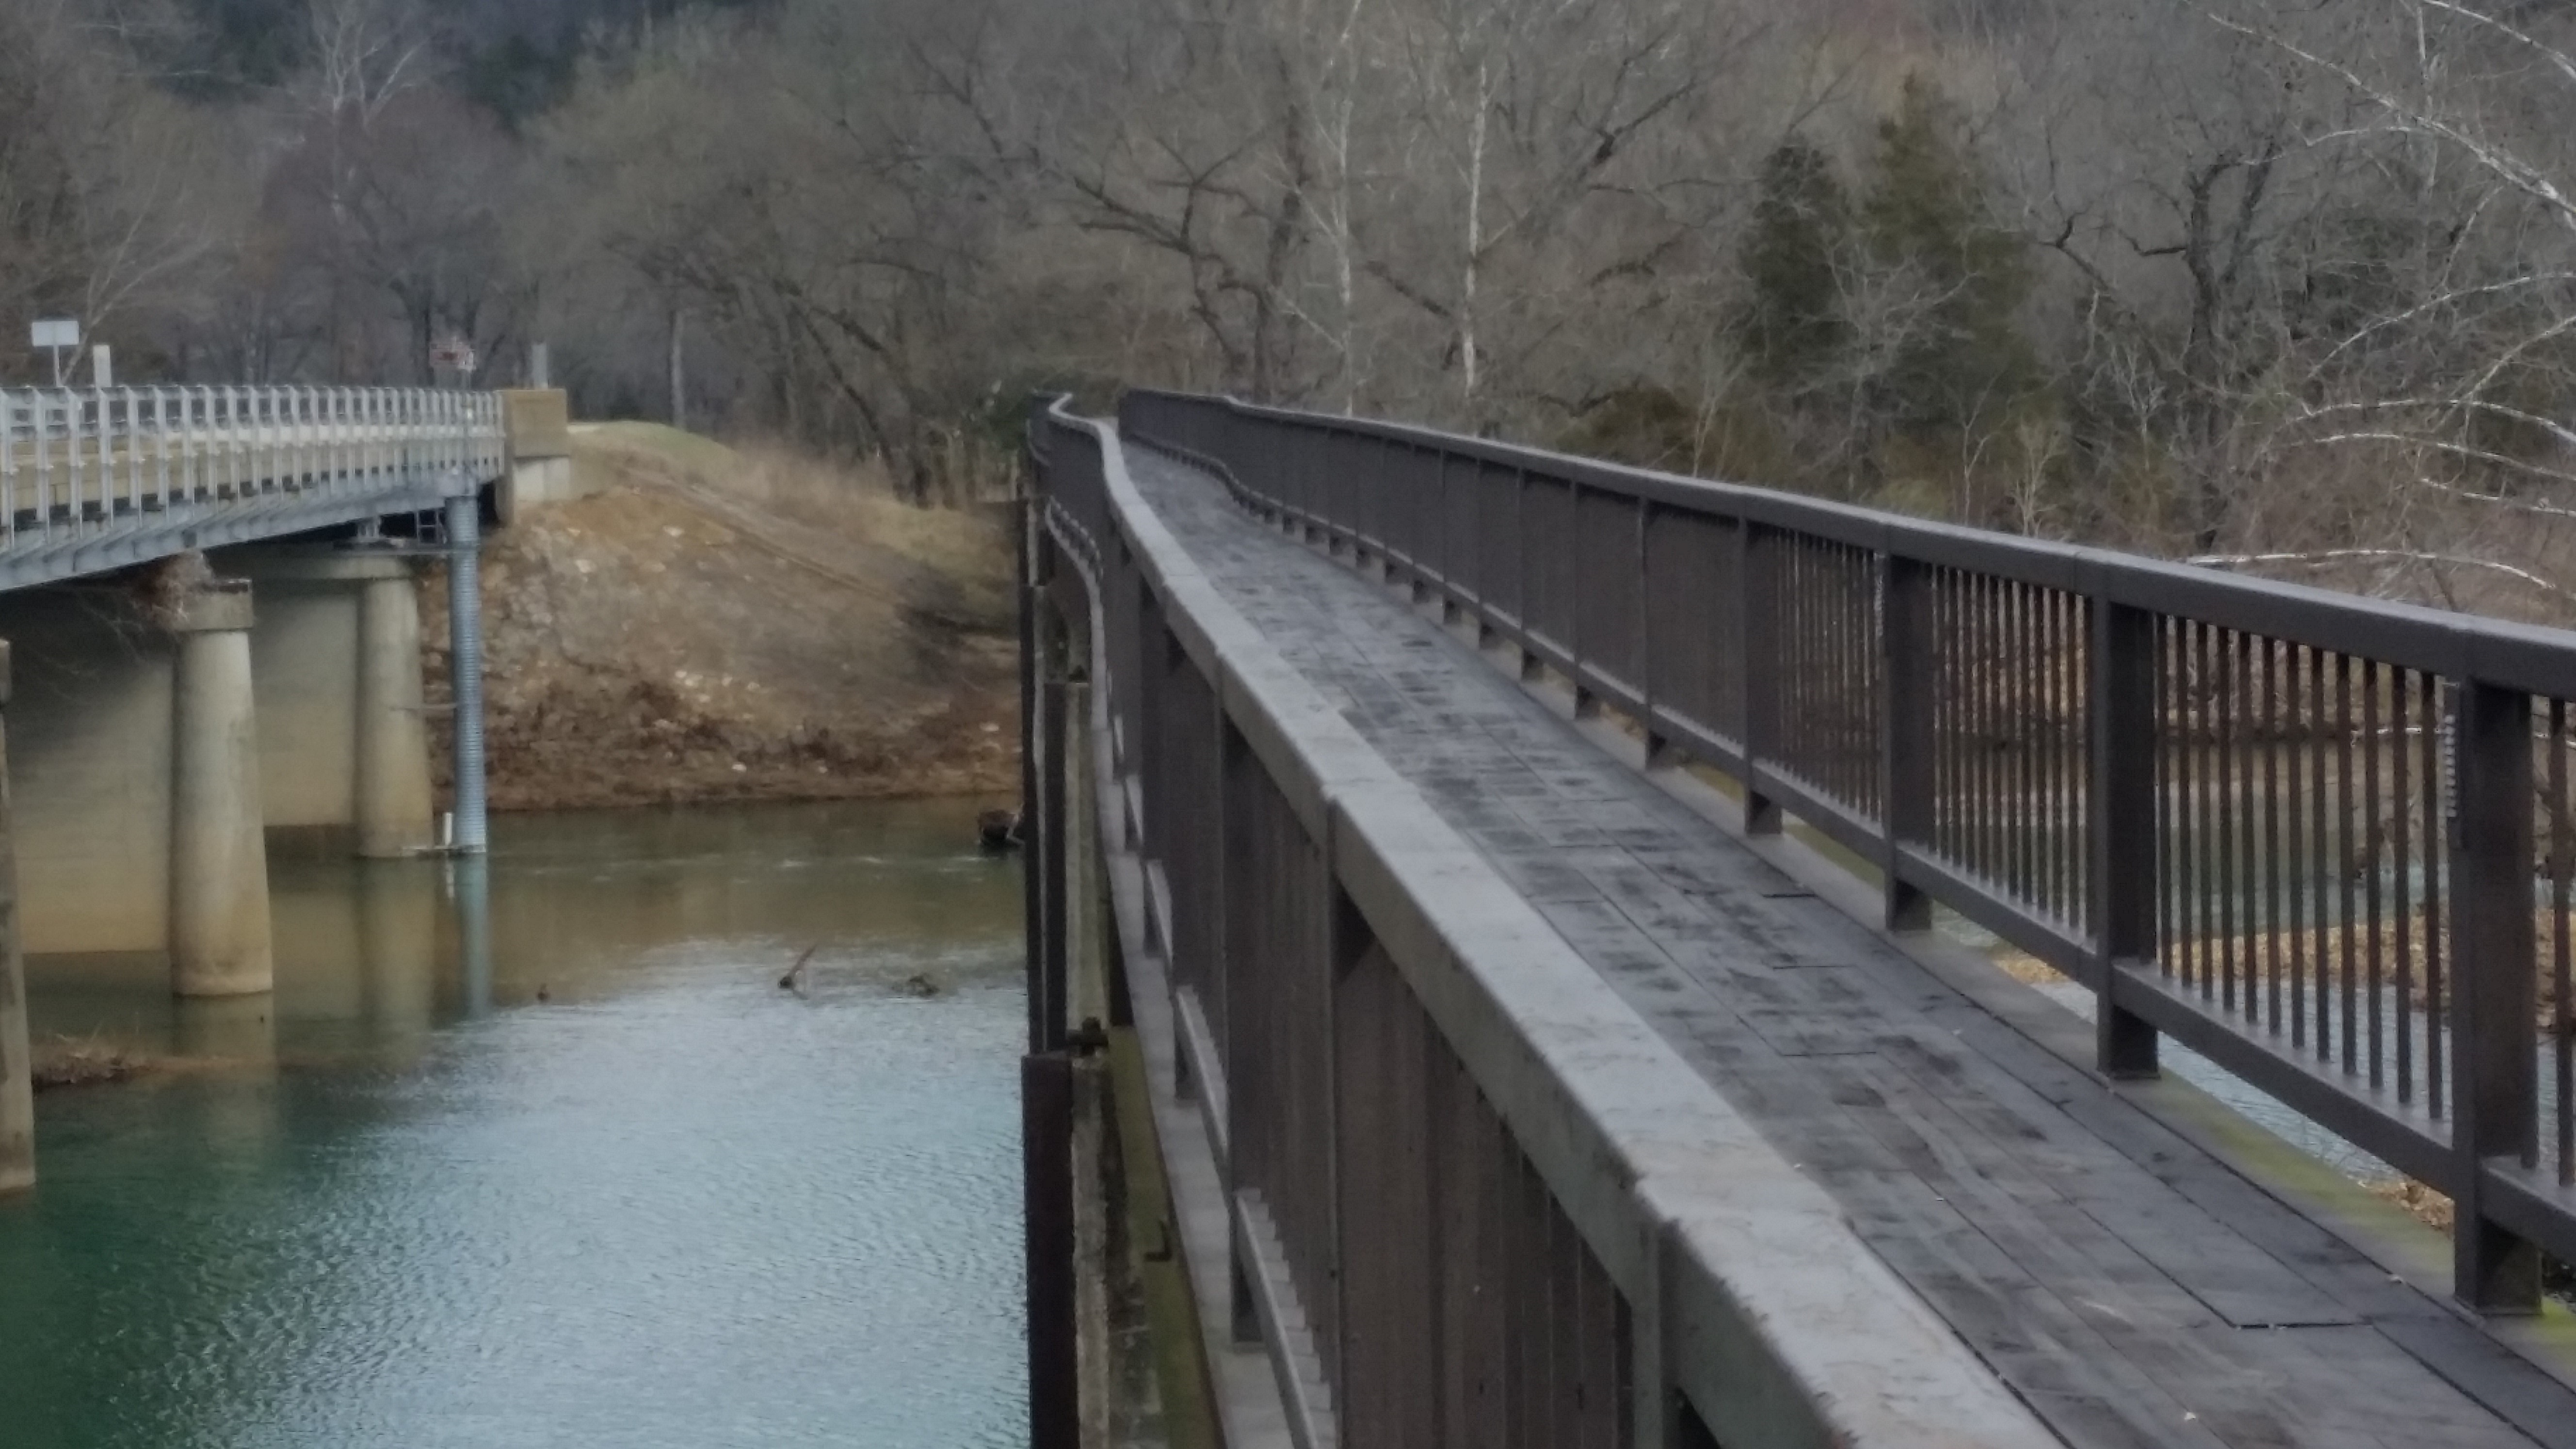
[669,307,687,432]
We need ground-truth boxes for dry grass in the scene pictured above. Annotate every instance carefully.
[728,440,1010,605]
[570,423,1011,627]
[2366,1178,2457,1234]
[435,419,1021,812]
[1993,951,2065,988]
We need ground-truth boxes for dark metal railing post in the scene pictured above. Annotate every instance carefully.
[1040,658,1071,1056]
[1517,468,1545,683]
[1573,483,1600,719]
[1354,434,1380,571]
[2090,599,2160,1080]
[1882,555,1936,931]
[1436,450,1464,622]
[2451,678,2541,1313]
[1642,500,1677,768]
[1019,487,1050,1056]
[1738,521,1781,835]
[1023,1049,1078,1449]
[1327,431,1353,558]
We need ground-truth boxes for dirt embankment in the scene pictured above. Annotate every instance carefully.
[420,425,1018,813]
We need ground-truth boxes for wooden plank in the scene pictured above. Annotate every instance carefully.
[1837,1060,2251,1339]
[1907,998,2436,1317]
[1333,941,1442,1449]
[1432,1054,1486,1449]
[1826,1169,2236,1449]
[1870,1028,2363,1331]
[2369,1314,2576,1449]
[1735,1006,1889,1058]
[1547,1202,1585,1449]
[1467,1086,1511,1449]
[2209,1326,2540,1449]
[1577,1246,1625,1449]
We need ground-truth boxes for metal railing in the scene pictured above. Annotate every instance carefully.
[1027,399,2057,1448]
[1124,386,2576,1315]
[0,386,506,589]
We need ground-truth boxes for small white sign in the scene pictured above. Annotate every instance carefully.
[30,319,78,350]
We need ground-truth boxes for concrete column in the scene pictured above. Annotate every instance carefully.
[355,564,435,858]
[170,582,274,998]
[0,641,35,1195]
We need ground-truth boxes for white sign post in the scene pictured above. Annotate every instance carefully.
[29,319,78,387]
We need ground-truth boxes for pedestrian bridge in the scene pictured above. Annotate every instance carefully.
[1021,393,2576,1448]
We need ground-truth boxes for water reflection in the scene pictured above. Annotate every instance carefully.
[0,798,1028,1449]
[451,856,493,1019]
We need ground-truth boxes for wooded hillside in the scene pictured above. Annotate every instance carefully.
[10,0,2576,615]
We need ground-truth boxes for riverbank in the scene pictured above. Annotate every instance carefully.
[420,425,1018,813]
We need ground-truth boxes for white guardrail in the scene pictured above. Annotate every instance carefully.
[0,386,507,589]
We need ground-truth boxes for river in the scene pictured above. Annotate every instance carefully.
[0,800,1028,1449]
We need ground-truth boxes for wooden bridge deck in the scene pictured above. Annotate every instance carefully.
[1125,443,2576,1449]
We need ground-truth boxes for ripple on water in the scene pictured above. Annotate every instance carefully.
[0,801,1030,1449]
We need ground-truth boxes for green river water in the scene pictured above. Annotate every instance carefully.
[0,800,1028,1449]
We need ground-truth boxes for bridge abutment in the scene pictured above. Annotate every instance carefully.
[170,582,273,997]
[356,564,436,857]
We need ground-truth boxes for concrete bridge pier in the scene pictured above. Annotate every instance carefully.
[231,549,438,859]
[0,546,444,980]
[170,582,274,998]
[354,561,435,858]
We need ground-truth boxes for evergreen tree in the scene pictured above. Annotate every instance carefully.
[1860,75,2043,438]
[1731,139,1850,390]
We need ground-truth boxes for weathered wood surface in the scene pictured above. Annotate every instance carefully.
[1127,446,2576,1449]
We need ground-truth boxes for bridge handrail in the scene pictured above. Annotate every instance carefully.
[1122,386,2576,1314]
[1029,398,2061,1448]
[0,385,507,590]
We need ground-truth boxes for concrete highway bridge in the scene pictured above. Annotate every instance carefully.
[1020,394,2576,1448]
[0,383,569,1194]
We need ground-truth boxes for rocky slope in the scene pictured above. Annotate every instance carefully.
[419,425,1018,812]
